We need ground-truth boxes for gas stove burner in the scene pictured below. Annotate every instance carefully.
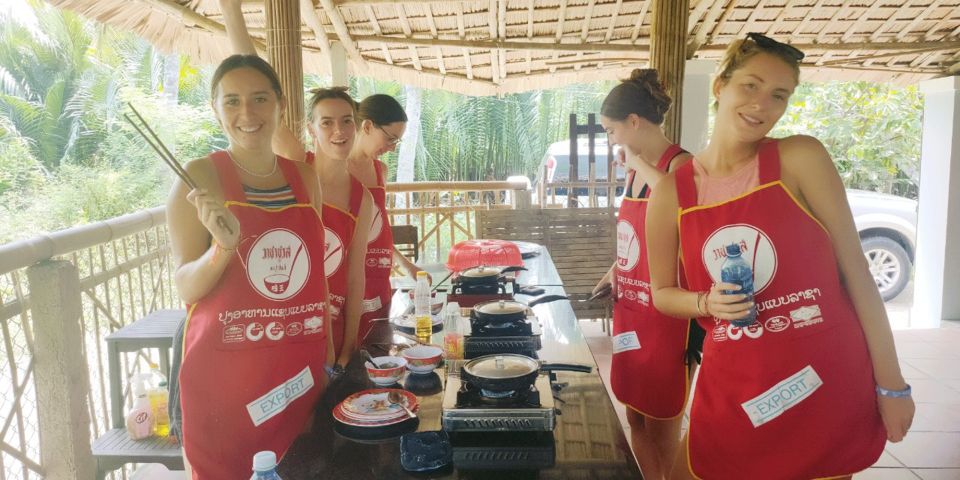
[480,388,516,399]
[442,374,555,432]
[469,318,534,337]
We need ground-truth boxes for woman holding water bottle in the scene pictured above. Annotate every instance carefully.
[646,33,914,479]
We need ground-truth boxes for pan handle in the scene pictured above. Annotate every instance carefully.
[500,265,528,274]
[539,363,593,374]
[526,294,569,308]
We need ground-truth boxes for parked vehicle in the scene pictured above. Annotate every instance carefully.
[847,189,917,302]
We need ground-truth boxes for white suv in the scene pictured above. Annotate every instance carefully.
[847,189,917,302]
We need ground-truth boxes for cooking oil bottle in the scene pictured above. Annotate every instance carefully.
[414,271,432,341]
[146,362,170,437]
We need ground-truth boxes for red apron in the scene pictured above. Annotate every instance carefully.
[321,175,363,356]
[675,141,885,479]
[179,152,329,480]
[357,159,394,342]
[611,144,690,419]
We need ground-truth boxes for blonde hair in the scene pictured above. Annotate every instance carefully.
[715,38,801,86]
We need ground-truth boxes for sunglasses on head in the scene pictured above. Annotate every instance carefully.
[746,32,805,62]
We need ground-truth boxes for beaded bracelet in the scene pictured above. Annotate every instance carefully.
[876,383,912,398]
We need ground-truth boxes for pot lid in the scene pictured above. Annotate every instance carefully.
[464,354,538,379]
[475,300,526,315]
[460,266,502,278]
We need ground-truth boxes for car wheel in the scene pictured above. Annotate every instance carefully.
[861,236,911,302]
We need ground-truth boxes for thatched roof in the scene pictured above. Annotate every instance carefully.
[49,0,960,95]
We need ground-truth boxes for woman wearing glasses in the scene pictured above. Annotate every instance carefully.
[220,0,374,370]
[347,95,426,343]
[646,33,914,479]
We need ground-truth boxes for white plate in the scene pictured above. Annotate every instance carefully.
[390,314,442,329]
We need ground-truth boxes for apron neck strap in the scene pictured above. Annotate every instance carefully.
[277,156,311,204]
[758,140,781,184]
[348,174,364,217]
[675,161,699,210]
[210,151,246,203]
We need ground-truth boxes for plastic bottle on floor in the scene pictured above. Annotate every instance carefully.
[250,451,283,479]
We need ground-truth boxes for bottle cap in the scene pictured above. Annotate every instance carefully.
[725,243,742,256]
[416,271,428,278]
[252,450,277,472]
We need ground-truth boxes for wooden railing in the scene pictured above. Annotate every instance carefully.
[0,180,535,477]
[386,179,533,263]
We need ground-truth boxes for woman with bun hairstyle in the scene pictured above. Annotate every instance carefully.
[220,0,375,369]
[645,33,914,479]
[348,94,426,343]
[168,54,333,479]
[591,68,698,480]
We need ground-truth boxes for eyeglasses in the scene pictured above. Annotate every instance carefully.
[746,32,805,62]
[376,124,402,146]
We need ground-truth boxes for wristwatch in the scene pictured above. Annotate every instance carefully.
[325,363,345,380]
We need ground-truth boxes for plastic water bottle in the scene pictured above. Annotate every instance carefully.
[414,271,432,340]
[442,302,464,360]
[145,362,170,437]
[250,451,283,480]
[720,243,757,327]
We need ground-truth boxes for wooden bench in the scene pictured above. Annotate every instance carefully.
[93,309,185,479]
[477,208,615,325]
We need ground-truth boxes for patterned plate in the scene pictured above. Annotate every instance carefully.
[338,389,418,419]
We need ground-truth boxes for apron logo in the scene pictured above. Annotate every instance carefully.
[246,229,311,301]
[223,324,245,344]
[701,224,777,295]
[286,322,303,336]
[764,316,792,332]
[303,316,324,335]
[741,365,823,428]
[246,322,264,341]
[616,219,641,272]
[368,208,383,244]
[725,322,764,341]
[362,296,383,313]
[247,366,315,427]
[323,227,345,277]
[265,321,285,341]
[790,305,824,329]
[612,331,642,354]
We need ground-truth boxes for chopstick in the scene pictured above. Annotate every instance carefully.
[124,103,234,236]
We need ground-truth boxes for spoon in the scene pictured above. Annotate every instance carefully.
[360,349,381,368]
[387,390,417,419]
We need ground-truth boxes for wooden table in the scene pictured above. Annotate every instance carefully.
[279,246,641,479]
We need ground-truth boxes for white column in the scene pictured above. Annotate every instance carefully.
[330,42,349,87]
[680,59,715,153]
[912,76,960,328]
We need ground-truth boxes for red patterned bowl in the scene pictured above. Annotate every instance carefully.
[365,356,407,386]
[402,346,443,374]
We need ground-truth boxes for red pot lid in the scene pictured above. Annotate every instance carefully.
[446,239,523,272]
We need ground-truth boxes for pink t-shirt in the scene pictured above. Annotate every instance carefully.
[692,156,760,205]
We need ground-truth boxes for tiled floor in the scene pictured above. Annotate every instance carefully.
[581,297,960,480]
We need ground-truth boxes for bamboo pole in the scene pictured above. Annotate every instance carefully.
[265,0,304,140]
[650,0,689,143]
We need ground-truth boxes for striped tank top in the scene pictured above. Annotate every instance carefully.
[242,184,297,209]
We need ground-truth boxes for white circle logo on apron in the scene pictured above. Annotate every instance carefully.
[616,219,641,272]
[246,228,311,301]
[368,207,383,244]
[324,227,345,277]
[701,224,777,294]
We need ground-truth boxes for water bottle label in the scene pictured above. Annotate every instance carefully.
[612,332,641,354]
[741,365,822,428]
[247,366,315,427]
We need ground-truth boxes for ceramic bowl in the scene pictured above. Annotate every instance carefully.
[402,346,443,374]
[365,356,407,385]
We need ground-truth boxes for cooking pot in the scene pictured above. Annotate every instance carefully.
[460,354,592,393]
[471,295,567,324]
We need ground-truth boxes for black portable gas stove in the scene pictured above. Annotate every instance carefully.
[441,370,556,432]
[463,315,542,359]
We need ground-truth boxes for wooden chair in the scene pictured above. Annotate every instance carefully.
[477,208,615,328]
[391,224,419,262]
